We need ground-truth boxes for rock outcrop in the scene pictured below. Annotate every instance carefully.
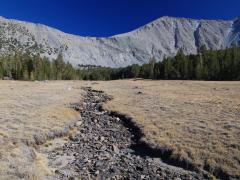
[0,16,239,67]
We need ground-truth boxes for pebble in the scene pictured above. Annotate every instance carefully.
[99,136,105,142]
[112,145,119,154]
[75,121,83,127]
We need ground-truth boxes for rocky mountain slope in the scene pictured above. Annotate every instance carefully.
[0,16,239,67]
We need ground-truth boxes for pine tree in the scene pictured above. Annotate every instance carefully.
[140,64,151,79]
[153,62,161,79]
[130,64,140,78]
[0,60,3,79]
[195,55,203,80]
[149,57,156,79]
[54,53,65,80]
[208,51,220,80]
[163,57,177,79]
[222,48,232,80]
[231,45,240,79]
[63,62,75,80]
[35,54,45,80]
[188,55,195,79]
[175,49,188,79]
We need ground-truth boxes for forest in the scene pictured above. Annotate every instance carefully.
[0,46,239,81]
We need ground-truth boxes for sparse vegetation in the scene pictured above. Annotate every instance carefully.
[0,81,84,179]
[0,80,239,179]
[92,80,240,178]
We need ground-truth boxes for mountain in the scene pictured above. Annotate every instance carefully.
[0,16,239,67]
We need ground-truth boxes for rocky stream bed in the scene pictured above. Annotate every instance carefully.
[41,87,202,179]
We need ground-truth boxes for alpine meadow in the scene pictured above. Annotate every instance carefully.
[0,2,240,180]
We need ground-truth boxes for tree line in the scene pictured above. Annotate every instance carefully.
[77,46,240,81]
[0,53,78,80]
[0,46,240,81]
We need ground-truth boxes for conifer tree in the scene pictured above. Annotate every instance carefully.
[54,53,65,80]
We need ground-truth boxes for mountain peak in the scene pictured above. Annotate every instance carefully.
[0,16,7,21]
[0,16,239,67]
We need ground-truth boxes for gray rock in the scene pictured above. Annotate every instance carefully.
[0,16,239,67]
[75,121,83,127]
[112,145,119,154]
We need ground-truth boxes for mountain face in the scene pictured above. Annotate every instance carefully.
[0,16,239,67]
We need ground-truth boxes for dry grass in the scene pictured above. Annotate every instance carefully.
[0,80,85,142]
[0,80,85,179]
[92,80,240,178]
[1,80,239,178]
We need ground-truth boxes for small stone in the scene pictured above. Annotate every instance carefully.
[174,178,181,180]
[95,161,103,167]
[76,121,83,127]
[100,136,105,141]
[83,158,89,163]
[73,153,78,156]
[95,170,100,175]
[112,145,119,154]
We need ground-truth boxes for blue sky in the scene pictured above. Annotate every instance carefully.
[0,0,239,37]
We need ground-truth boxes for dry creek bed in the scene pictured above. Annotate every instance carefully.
[40,87,203,180]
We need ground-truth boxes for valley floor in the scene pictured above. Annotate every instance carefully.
[41,88,199,179]
[92,80,240,178]
[0,81,85,179]
[0,80,239,179]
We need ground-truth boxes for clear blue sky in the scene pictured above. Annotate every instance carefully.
[0,0,239,37]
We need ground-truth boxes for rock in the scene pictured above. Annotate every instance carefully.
[73,153,78,157]
[95,161,104,167]
[83,158,89,163]
[99,136,105,142]
[0,16,238,68]
[174,178,181,180]
[112,145,119,154]
[75,121,83,127]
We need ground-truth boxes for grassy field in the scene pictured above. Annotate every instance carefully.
[0,80,85,179]
[0,80,239,179]
[92,80,240,178]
